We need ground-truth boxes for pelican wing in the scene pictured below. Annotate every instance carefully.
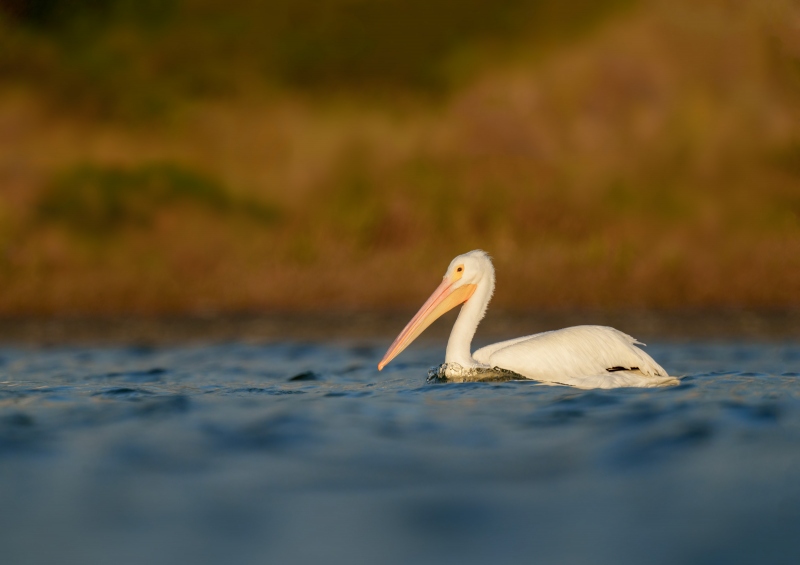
[474,325,678,389]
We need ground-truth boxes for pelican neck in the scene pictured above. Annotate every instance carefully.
[445,273,494,367]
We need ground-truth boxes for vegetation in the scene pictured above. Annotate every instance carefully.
[0,0,630,118]
[37,163,279,234]
[0,0,798,315]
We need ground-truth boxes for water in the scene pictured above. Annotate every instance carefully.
[1,336,800,565]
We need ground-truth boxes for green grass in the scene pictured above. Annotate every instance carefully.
[37,163,280,234]
[0,0,634,118]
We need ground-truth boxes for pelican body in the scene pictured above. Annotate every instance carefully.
[378,250,678,389]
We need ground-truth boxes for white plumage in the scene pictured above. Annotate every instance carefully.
[474,325,675,388]
[379,250,678,389]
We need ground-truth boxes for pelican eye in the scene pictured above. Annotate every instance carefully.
[457,267,463,272]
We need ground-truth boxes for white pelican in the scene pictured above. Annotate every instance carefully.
[378,250,679,389]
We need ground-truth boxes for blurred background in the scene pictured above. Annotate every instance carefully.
[0,0,799,316]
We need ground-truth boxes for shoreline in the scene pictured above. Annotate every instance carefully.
[1,309,798,346]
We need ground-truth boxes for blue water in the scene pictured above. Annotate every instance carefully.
[1,339,800,565]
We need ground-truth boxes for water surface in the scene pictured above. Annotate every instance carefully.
[1,338,799,564]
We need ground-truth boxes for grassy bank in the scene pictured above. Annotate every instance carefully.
[0,0,799,314]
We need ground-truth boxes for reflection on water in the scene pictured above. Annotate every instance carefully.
[1,339,799,564]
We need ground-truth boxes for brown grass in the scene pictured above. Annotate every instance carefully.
[1,0,799,315]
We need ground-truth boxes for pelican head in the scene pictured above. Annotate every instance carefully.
[378,250,494,370]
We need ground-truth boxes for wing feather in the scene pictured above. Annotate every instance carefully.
[475,325,677,389]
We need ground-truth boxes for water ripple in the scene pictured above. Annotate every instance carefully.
[0,340,799,564]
